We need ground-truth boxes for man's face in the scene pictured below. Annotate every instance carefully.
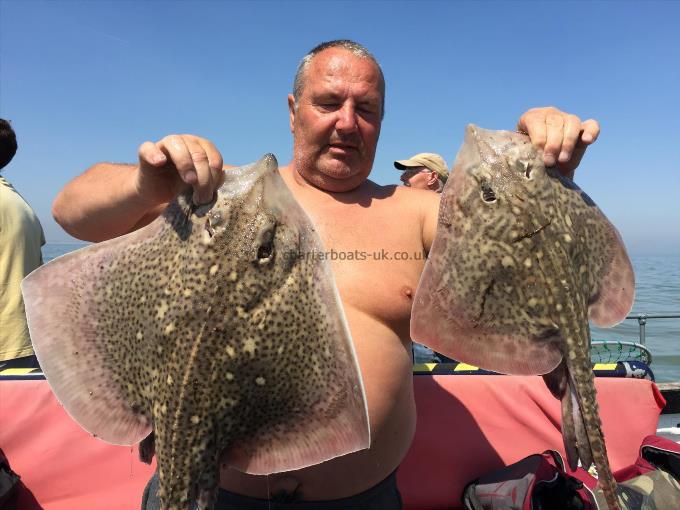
[400,167,436,190]
[288,48,383,192]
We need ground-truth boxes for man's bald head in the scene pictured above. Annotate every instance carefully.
[293,40,386,119]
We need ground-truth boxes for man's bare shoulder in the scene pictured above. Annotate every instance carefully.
[360,179,439,208]
[352,180,440,249]
[363,181,440,250]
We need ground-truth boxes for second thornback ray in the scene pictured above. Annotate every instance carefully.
[411,125,635,510]
[21,154,369,510]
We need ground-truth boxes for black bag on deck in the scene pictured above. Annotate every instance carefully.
[462,435,680,510]
[0,448,20,509]
[462,449,598,510]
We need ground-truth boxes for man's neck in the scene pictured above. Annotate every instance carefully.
[282,162,369,195]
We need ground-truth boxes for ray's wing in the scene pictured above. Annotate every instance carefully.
[411,222,564,374]
[23,157,370,487]
[222,229,369,474]
[553,175,635,328]
[21,219,172,445]
[216,164,369,475]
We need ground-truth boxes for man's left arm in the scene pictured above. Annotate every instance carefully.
[422,190,441,255]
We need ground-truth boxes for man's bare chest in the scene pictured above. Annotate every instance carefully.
[303,205,426,330]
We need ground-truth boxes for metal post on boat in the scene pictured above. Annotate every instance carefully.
[637,314,647,346]
[625,313,680,346]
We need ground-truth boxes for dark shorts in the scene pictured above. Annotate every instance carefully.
[141,470,403,510]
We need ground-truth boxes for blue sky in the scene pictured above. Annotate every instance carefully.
[1,0,678,255]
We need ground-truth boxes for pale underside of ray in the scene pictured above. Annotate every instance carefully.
[22,155,370,478]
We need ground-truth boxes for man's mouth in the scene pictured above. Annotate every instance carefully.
[327,143,359,153]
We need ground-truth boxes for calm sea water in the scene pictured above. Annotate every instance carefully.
[590,255,680,382]
[42,244,680,381]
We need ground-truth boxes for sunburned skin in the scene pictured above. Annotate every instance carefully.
[411,125,635,510]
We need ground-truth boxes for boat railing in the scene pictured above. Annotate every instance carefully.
[625,313,680,346]
[414,312,680,367]
[589,313,680,366]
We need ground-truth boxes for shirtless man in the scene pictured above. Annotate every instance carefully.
[52,40,599,509]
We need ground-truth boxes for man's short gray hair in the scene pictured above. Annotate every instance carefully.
[292,40,385,119]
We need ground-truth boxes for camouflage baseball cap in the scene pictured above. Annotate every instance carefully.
[394,153,449,183]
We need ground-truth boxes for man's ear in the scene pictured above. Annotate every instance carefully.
[288,94,296,133]
[427,172,438,186]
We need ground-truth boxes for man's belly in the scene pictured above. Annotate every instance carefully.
[219,308,417,500]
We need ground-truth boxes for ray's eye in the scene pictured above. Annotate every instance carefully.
[210,211,224,227]
[481,181,497,203]
[255,224,276,263]
[257,239,273,260]
[204,218,215,238]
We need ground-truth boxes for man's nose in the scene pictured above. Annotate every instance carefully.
[335,103,358,134]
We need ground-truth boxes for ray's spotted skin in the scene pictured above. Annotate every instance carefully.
[21,155,369,510]
[411,125,635,510]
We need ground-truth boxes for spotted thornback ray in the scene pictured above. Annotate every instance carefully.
[411,125,634,510]
[21,154,369,510]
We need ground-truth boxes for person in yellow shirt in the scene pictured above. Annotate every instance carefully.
[0,119,44,370]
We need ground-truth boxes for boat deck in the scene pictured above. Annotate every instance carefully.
[0,374,664,510]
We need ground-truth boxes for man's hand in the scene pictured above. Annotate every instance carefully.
[517,107,600,179]
[136,134,225,206]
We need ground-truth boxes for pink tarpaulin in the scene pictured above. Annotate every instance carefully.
[0,379,155,509]
[0,376,664,509]
[399,375,665,509]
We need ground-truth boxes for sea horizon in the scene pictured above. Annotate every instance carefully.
[41,244,680,381]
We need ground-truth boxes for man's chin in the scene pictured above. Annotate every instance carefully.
[320,153,370,177]
[297,162,368,192]
[294,150,372,189]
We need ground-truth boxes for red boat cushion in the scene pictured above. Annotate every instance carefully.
[398,375,665,510]
[0,376,664,509]
[0,379,155,509]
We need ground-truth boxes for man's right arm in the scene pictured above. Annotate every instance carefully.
[52,135,225,242]
[53,162,165,242]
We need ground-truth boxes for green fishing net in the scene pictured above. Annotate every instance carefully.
[590,340,652,365]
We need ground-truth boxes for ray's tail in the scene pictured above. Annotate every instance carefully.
[544,357,621,510]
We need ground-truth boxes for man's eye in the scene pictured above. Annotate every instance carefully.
[318,103,340,111]
[358,106,377,115]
